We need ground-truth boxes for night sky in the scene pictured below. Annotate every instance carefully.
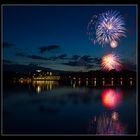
[3,5,137,72]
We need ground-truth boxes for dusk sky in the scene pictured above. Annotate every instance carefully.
[3,5,137,72]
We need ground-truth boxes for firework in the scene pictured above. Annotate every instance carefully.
[110,40,118,48]
[101,53,122,71]
[87,10,126,47]
[87,15,98,45]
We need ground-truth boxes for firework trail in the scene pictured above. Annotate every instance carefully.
[87,10,126,47]
[101,53,122,71]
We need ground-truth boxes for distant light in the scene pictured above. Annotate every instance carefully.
[36,70,42,72]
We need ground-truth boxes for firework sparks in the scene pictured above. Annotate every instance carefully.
[110,40,118,48]
[87,10,126,47]
[101,53,122,71]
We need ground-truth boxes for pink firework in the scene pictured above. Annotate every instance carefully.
[101,53,122,71]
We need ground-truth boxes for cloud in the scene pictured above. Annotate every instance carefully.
[27,55,50,61]
[72,55,80,60]
[93,57,102,65]
[63,61,81,67]
[122,60,136,71]
[49,54,67,61]
[62,60,94,68]
[3,59,12,64]
[15,52,26,57]
[3,42,15,48]
[39,45,60,53]
[62,56,102,70]
[80,55,94,63]
[58,54,67,59]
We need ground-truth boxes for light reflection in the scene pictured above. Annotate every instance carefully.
[86,80,88,86]
[37,86,41,93]
[111,112,119,121]
[111,80,114,86]
[88,112,125,134]
[78,80,81,86]
[73,83,76,88]
[94,80,96,86]
[102,89,123,109]
[130,81,133,86]
[32,80,59,92]
[70,80,73,86]
[103,81,105,86]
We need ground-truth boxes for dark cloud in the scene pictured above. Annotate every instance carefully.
[122,61,136,71]
[49,56,58,61]
[63,61,81,67]
[49,54,67,61]
[3,59,12,64]
[3,42,15,48]
[39,45,60,53]
[72,55,80,60]
[62,60,94,68]
[93,57,102,65]
[15,53,26,57]
[80,55,94,63]
[57,54,67,59]
[27,55,50,61]
[62,56,101,70]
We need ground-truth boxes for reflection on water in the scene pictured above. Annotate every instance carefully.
[101,89,123,109]
[88,112,125,135]
[3,81,136,135]
[32,80,59,91]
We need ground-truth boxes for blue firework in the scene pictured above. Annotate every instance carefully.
[87,10,126,46]
[96,10,126,45]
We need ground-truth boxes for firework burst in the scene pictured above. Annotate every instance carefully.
[101,53,122,71]
[87,10,126,47]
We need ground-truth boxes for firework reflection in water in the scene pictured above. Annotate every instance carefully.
[88,112,125,135]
